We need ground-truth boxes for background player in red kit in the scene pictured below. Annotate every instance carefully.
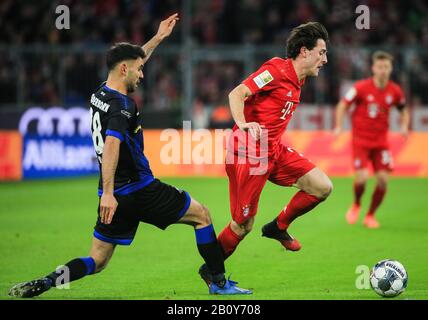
[200,22,333,280]
[334,51,410,228]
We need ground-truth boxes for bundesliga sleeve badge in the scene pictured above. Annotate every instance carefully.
[253,70,274,88]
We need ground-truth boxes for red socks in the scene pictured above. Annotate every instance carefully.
[367,185,386,216]
[277,191,322,230]
[354,182,365,206]
[218,223,243,260]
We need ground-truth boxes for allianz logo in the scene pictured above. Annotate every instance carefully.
[19,107,91,136]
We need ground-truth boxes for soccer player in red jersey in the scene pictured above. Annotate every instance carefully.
[334,51,410,228]
[200,22,333,280]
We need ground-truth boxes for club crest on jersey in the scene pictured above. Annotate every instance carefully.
[385,95,393,105]
[242,205,251,217]
[253,70,273,89]
[367,94,374,101]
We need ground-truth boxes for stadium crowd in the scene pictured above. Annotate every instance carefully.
[1,0,428,112]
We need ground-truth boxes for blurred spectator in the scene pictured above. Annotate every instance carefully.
[209,104,234,129]
[2,0,427,48]
[1,0,428,112]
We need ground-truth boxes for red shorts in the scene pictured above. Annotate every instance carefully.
[225,144,315,224]
[352,144,393,172]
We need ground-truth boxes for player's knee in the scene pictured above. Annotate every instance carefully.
[242,223,253,235]
[231,219,253,237]
[355,176,368,185]
[317,179,333,200]
[355,171,369,185]
[377,177,388,189]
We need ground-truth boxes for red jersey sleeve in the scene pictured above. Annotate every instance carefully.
[342,82,361,106]
[242,61,282,95]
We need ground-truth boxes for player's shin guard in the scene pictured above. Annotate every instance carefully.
[46,257,96,287]
[277,191,322,230]
[218,223,243,260]
[354,182,366,205]
[195,225,225,280]
[367,185,386,216]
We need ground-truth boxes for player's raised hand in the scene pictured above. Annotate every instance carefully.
[156,13,179,40]
[100,193,118,225]
[239,122,264,141]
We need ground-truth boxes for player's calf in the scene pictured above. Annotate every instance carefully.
[180,198,228,288]
[88,238,116,273]
[217,218,254,260]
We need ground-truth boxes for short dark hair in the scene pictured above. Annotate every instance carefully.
[286,22,329,59]
[106,42,146,70]
[372,50,394,63]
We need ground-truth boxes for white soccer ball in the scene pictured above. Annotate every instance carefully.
[370,259,408,298]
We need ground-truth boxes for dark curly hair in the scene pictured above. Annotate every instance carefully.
[286,22,329,59]
[106,42,146,70]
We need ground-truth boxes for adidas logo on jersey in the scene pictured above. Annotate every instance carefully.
[287,90,292,97]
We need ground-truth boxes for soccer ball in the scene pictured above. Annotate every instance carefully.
[370,259,408,297]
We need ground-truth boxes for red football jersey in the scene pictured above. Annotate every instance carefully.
[229,57,304,159]
[343,78,405,148]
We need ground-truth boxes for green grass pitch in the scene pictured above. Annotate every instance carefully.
[1,176,427,300]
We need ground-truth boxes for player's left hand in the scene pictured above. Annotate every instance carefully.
[156,13,179,40]
[400,126,409,139]
[100,193,118,225]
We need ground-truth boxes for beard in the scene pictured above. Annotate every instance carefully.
[126,81,136,93]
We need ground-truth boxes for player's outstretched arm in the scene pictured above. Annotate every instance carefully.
[398,105,410,138]
[141,13,179,63]
[228,84,263,140]
[333,100,348,136]
[100,136,120,225]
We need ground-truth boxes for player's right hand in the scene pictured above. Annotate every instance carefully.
[333,126,342,137]
[156,13,179,40]
[238,122,265,141]
[100,193,118,225]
